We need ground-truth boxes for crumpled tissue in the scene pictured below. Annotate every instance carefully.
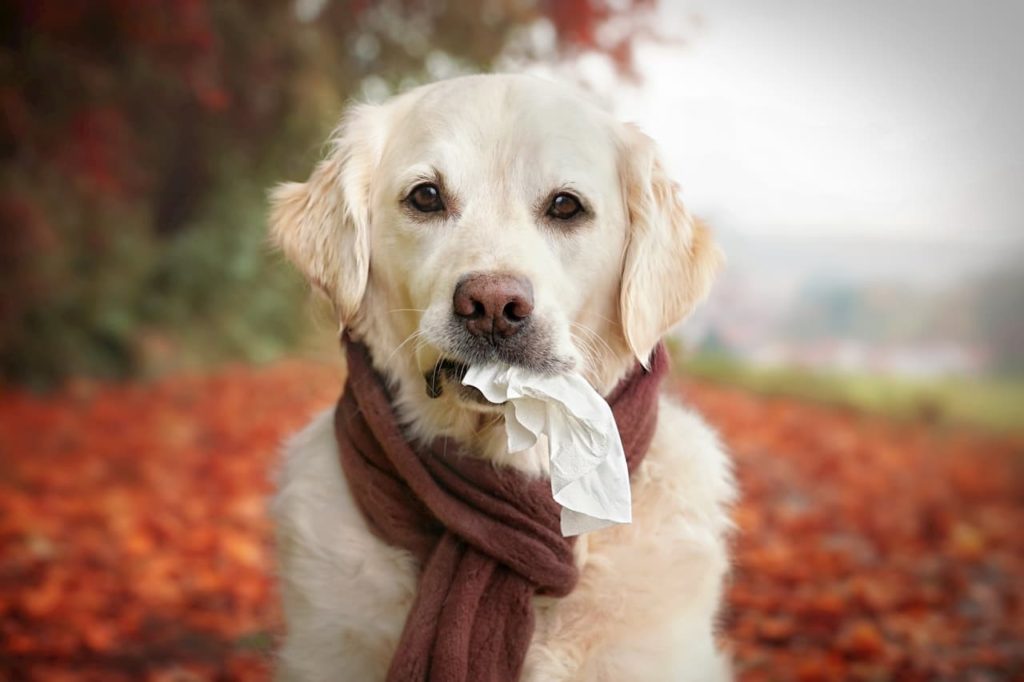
[462,364,631,537]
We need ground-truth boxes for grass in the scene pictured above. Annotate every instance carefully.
[675,351,1024,436]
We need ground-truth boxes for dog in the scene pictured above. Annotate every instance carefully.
[269,74,735,681]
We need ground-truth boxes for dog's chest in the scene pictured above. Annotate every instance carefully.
[274,402,736,681]
[272,410,580,674]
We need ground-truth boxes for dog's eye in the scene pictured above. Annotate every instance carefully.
[547,192,583,220]
[407,183,445,213]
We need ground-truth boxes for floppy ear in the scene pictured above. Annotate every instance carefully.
[618,124,722,366]
[268,105,379,328]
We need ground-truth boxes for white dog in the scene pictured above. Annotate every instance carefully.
[269,74,735,681]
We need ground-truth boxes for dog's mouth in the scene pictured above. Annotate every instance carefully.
[424,357,498,407]
[425,358,467,399]
[422,325,574,406]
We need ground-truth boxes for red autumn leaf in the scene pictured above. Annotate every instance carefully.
[0,362,1021,679]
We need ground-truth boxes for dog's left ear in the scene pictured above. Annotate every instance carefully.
[617,123,722,366]
[268,104,381,330]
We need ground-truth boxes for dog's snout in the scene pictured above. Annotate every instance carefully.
[453,273,534,339]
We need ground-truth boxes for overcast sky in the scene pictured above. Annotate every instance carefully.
[597,0,1024,281]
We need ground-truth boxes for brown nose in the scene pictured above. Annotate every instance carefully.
[453,273,534,339]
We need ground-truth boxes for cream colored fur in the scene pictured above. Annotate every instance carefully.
[269,74,735,681]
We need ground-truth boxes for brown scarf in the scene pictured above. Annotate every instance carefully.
[334,340,669,682]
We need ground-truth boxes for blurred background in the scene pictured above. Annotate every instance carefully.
[1,1,1022,680]
[3,0,1022,430]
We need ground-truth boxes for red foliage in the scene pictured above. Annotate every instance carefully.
[21,0,220,81]
[59,107,139,197]
[10,0,227,203]
[684,382,1024,680]
[544,0,657,75]
[0,364,1021,680]
[0,363,341,680]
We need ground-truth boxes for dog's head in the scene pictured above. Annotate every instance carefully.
[271,75,718,443]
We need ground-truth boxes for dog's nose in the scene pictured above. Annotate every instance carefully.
[453,273,534,339]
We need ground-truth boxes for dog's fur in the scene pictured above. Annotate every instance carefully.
[269,74,736,681]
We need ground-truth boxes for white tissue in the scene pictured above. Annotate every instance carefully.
[462,364,631,537]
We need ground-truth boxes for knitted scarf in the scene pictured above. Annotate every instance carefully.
[334,340,669,682]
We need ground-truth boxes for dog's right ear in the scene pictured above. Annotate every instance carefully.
[269,105,380,329]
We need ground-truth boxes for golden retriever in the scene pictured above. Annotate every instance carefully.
[269,74,735,681]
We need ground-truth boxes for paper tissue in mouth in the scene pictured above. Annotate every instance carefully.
[462,364,631,536]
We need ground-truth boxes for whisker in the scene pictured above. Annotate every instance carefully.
[430,352,444,396]
[588,312,618,327]
[571,321,615,357]
[569,326,600,364]
[384,329,423,368]
[412,337,428,375]
[569,328,600,372]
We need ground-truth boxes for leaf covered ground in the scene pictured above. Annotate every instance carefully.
[1,362,1021,680]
